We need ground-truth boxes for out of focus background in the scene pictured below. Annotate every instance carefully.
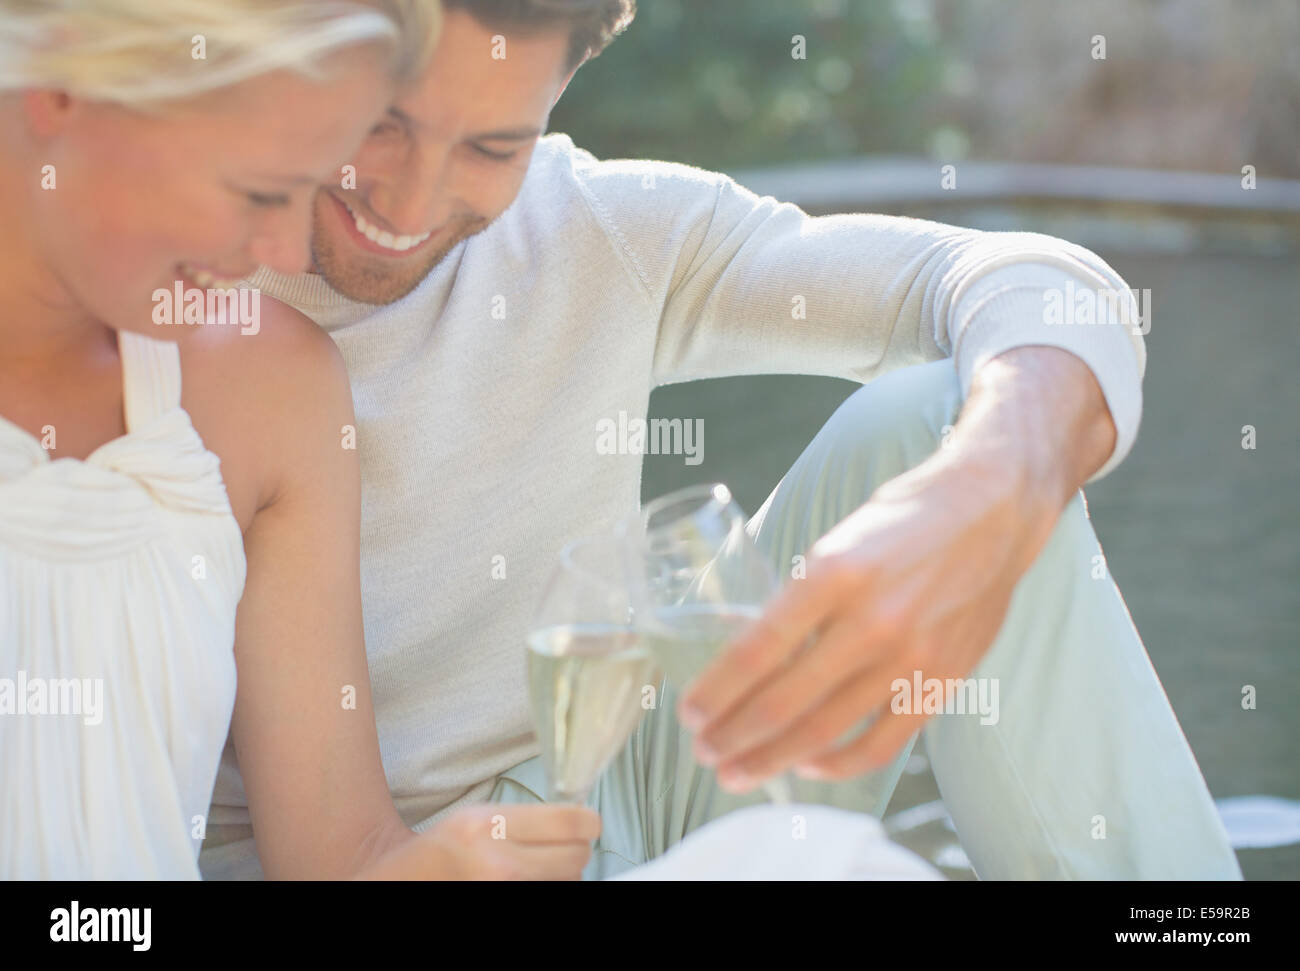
[550,0,1300,879]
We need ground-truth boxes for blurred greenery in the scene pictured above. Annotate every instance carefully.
[550,0,1300,178]
[550,0,951,171]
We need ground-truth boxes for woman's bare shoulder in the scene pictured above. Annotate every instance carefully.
[178,293,356,531]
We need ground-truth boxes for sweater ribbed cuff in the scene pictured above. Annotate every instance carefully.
[951,267,1145,482]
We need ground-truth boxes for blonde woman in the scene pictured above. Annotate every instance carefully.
[0,0,598,879]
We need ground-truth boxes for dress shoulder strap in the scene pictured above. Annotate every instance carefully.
[118,330,183,432]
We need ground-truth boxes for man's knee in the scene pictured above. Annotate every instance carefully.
[749,359,965,575]
[819,359,963,485]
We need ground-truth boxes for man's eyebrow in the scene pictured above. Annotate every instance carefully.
[387,106,419,128]
[467,126,544,142]
[248,173,318,186]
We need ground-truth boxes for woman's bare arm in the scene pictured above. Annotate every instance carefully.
[186,302,597,879]
[219,309,407,877]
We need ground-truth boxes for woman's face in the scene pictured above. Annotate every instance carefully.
[27,46,394,337]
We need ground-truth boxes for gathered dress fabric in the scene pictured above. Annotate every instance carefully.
[0,330,245,878]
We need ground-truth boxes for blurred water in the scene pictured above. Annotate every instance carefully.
[1215,797,1300,849]
[883,787,1300,876]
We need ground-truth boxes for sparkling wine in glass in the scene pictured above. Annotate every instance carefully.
[621,482,794,804]
[526,536,659,804]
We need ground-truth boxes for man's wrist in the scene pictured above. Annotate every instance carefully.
[957,345,1117,512]
[884,345,1118,567]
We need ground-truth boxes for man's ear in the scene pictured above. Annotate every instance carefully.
[22,89,78,138]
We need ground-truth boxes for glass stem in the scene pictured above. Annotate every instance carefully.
[762,773,794,805]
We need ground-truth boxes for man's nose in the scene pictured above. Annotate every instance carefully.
[367,148,454,236]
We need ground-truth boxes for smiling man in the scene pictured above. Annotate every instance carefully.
[201,0,1240,880]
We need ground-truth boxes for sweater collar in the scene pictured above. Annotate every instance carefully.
[243,267,373,311]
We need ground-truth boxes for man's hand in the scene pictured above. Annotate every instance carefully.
[676,346,1117,792]
[357,804,601,880]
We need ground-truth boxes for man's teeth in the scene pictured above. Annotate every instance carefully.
[347,204,431,252]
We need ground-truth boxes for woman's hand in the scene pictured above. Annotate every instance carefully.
[359,804,602,880]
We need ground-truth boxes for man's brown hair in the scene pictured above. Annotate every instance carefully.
[443,0,636,71]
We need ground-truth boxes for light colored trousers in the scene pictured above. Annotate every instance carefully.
[492,360,1242,880]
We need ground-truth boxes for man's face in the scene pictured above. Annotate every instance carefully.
[311,9,574,304]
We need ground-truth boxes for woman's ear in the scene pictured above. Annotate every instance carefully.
[22,88,79,138]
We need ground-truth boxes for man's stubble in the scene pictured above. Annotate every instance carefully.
[310,207,490,306]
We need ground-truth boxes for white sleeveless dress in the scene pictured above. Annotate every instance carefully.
[0,330,246,878]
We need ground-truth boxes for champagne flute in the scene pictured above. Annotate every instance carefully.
[620,482,795,804]
[526,535,660,804]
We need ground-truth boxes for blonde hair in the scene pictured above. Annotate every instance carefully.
[0,0,440,106]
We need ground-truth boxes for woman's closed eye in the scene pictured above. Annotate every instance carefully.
[243,189,292,208]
